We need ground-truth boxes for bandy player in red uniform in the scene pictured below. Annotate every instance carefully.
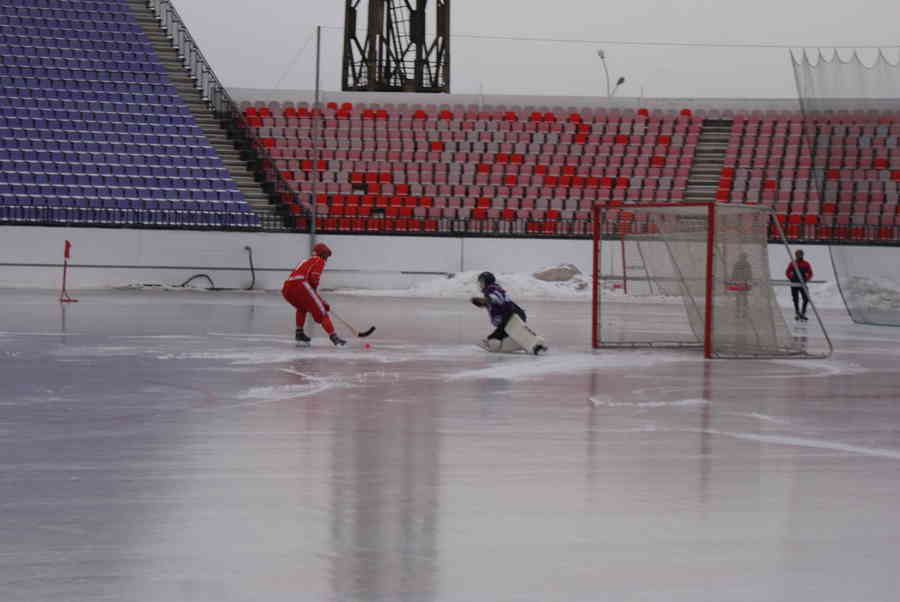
[282,242,346,346]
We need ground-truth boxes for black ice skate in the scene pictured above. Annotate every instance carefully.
[330,333,347,346]
[295,328,311,345]
[533,343,548,355]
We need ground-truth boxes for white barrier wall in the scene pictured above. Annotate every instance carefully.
[0,227,597,291]
[0,226,838,291]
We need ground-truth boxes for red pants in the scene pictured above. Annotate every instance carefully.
[282,280,335,335]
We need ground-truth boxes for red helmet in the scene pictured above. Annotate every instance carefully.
[312,242,332,259]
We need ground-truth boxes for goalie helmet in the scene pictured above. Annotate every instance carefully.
[312,242,332,259]
[477,271,496,289]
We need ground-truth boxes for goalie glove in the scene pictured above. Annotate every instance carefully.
[470,296,487,308]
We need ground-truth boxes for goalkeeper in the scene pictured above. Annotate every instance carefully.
[470,272,547,354]
[729,251,753,319]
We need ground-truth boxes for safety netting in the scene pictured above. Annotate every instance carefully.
[791,49,900,326]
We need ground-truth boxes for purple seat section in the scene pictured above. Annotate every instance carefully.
[0,0,259,229]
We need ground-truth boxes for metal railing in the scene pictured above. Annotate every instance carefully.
[145,0,307,230]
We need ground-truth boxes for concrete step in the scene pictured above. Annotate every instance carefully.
[124,0,279,226]
[685,119,734,198]
[694,150,727,157]
[703,119,734,127]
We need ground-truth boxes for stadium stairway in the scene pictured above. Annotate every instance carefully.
[685,118,732,201]
[123,0,279,224]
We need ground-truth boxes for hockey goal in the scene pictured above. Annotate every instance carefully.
[592,202,822,359]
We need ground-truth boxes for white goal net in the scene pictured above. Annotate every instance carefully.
[592,202,813,358]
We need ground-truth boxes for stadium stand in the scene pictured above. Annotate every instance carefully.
[240,101,699,236]
[0,0,260,229]
[719,112,900,242]
[0,0,897,243]
[235,99,900,242]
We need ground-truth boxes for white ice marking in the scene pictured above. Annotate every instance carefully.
[589,397,709,408]
[161,343,480,366]
[235,382,337,403]
[110,335,201,340]
[0,331,79,336]
[733,412,791,424]
[53,346,142,357]
[707,430,900,460]
[160,350,319,364]
[225,370,353,407]
[208,332,294,342]
[765,359,869,378]
[446,351,688,381]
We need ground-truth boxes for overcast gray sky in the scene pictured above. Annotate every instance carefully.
[170,0,900,98]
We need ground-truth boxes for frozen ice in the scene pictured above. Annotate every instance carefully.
[1,287,900,602]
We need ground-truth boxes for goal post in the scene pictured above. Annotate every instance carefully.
[592,201,830,359]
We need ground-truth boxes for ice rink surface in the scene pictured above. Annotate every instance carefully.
[2,288,899,602]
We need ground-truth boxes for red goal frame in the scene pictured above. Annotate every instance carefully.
[591,201,831,359]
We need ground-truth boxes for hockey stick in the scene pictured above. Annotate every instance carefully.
[331,309,376,338]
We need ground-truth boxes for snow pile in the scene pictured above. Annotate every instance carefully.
[338,268,593,299]
[338,268,860,312]
[840,276,900,311]
[773,279,846,310]
[337,268,871,312]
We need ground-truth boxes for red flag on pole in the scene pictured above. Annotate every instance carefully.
[60,240,78,303]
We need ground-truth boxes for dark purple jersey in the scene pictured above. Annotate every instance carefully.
[483,283,516,327]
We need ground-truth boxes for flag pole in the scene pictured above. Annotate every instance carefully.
[60,240,78,303]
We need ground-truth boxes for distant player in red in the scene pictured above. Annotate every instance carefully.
[785,249,813,321]
[282,242,345,346]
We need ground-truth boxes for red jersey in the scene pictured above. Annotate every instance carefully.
[286,255,326,289]
[785,259,812,283]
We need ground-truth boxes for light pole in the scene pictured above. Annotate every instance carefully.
[597,49,626,98]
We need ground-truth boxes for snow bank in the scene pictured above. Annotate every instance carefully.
[840,276,900,311]
[337,269,593,300]
[338,268,854,313]
[773,279,846,310]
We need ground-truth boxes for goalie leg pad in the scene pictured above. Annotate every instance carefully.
[479,337,525,353]
[504,314,548,355]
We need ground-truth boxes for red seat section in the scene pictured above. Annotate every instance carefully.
[232,99,900,240]
[719,109,900,241]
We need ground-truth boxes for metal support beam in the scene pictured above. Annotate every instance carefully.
[342,0,450,93]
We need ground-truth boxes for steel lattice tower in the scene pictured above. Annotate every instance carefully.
[342,0,450,93]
